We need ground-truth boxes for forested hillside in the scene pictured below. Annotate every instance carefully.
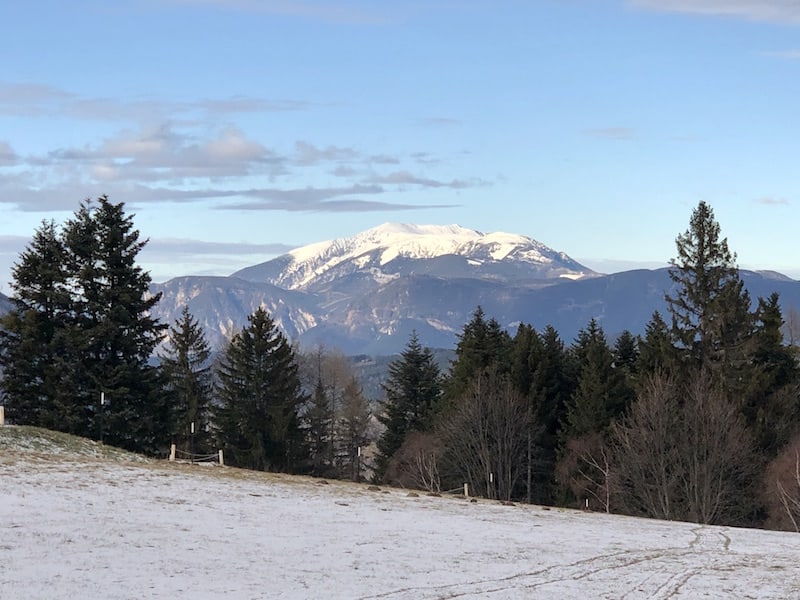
[2,198,800,531]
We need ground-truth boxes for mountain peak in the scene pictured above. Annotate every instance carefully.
[362,222,480,238]
[233,223,596,290]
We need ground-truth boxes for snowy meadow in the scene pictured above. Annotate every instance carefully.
[1,426,798,599]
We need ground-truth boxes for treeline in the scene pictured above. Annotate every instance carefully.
[2,197,800,531]
[0,196,371,479]
[373,201,800,530]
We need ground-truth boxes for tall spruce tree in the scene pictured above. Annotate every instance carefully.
[529,325,573,504]
[509,323,542,397]
[445,306,511,402]
[61,197,169,452]
[214,307,306,472]
[564,319,631,437]
[159,306,214,455]
[742,293,800,456]
[375,331,442,480]
[1,199,169,453]
[666,201,752,375]
[0,220,73,429]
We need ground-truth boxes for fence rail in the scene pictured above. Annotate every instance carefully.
[168,444,224,465]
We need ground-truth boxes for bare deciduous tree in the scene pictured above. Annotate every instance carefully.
[781,305,800,347]
[764,434,800,531]
[679,369,756,525]
[440,371,532,501]
[776,451,800,532]
[298,345,373,479]
[382,431,441,492]
[556,433,615,512]
[612,371,682,520]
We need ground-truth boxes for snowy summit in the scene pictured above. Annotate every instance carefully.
[234,223,595,290]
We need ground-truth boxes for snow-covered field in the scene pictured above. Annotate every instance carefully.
[2,426,798,599]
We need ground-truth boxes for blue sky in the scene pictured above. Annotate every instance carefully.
[1,0,800,291]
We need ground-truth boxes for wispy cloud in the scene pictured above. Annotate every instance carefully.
[760,49,800,59]
[0,234,31,253]
[628,0,800,24]
[217,183,456,212]
[0,83,485,216]
[369,170,487,189]
[0,83,311,122]
[0,141,18,165]
[0,83,74,117]
[294,141,358,166]
[145,238,296,256]
[583,127,636,140]
[37,124,284,184]
[755,196,791,206]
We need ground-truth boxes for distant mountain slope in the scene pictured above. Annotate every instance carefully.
[151,266,800,356]
[6,225,798,356]
[149,275,318,345]
[0,291,11,316]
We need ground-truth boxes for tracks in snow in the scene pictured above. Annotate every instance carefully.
[359,523,740,600]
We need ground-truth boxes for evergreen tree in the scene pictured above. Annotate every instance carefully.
[508,323,543,397]
[1,199,169,453]
[564,319,631,437]
[307,375,335,476]
[742,293,800,456]
[637,311,677,376]
[0,220,74,429]
[375,331,442,480]
[529,325,573,504]
[613,330,639,378]
[556,320,632,508]
[666,201,752,375]
[445,306,511,402]
[214,307,306,472]
[159,306,214,455]
[61,197,169,452]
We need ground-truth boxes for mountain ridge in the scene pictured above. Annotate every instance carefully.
[2,224,799,356]
[232,222,596,291]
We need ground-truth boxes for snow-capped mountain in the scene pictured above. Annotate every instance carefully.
[146,225,800,357]
[232,223,595,290]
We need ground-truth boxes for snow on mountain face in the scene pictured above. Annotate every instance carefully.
[234,223,595,290]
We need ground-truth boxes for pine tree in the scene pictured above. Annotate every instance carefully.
[637,311,677,376]
[61,197,169,452]
[508,323,543,397]
[159,306,214,456]
[742,293,800,456]
[0,220,74,429]
[375,331,442,480]
[666,201,752,374]
[214,307,306,472]
[529,325,573,504]
[445,306,511,402]
[564,319,631,437]
[307,375,335,476]
[613,330,639,378]
[1,199,170,453]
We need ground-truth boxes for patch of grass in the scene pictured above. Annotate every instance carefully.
[0,425,151,463]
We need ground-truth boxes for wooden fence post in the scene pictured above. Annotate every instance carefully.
[169,444,176,462]
[218,449,224,466]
